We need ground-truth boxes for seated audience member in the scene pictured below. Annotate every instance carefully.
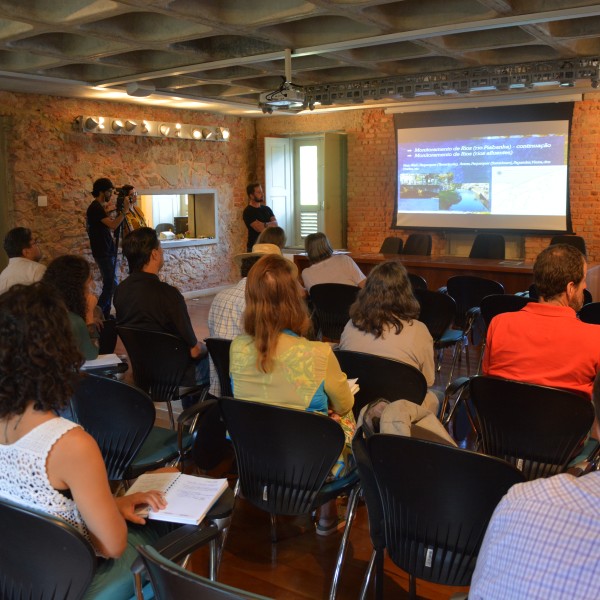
[114,227,209,394]
[339,260,440,414]
[207,243,285,397]
[0,227,45,294]
[469,373,600,599]
[483,243,600,398]
[42,255,99,360]
[256,225,286,248]
[230,254,355,535]
[301,232,366,292]
[0,283,167,598]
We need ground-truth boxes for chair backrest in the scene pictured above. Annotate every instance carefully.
[137,545,271,599]
[407,272,427,290]
[205,337,233,397]
[97,317,117,354]
[413,288,457,342]
[480,294,531,328]
[117,326,191,403]
[550,234,587,256]
[579,301,600,324]
[379,236,403,254]
[366,435,524,587]
[70,373,155,480]
[309,283,360,341]
[0,497,96,600]
[470,375,595,480]
[469,233,505,260]
[446,276,504,329]
[333,350,427,418]
[219,397,344,515]
[402,233,432,256]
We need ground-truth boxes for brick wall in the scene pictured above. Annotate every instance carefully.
[257,99,600,262]
[0,91,257,293]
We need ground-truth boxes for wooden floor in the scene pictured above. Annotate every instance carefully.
[125,294,477,600]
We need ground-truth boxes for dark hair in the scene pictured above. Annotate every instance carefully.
[534,243,585,301]
[120,184,134,195]
[257,226,286,248]
[3,227,33,258]
[246,182,261,197]
[92,177,114,197]
[122,227,160,273]
[305,232,333,264]
[240,256,262,278]
[42,255,91,320]
[349,260,420,338]
[244,254,310,372]
[0,283,82,418]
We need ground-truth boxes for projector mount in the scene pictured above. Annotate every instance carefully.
[259,49,315,114]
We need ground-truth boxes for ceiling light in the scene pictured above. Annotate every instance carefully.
[126,82,155,98]
[192,128,202,139]
[159,124,170,136]
[141,121,150,134]
[220,127,230,140]
[125,120,137,132]
[202,128,214,140]
[84,117,99,131]
[98,117,105,130]
[112,119,123,132]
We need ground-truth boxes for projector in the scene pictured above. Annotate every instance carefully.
[259,82,306,108]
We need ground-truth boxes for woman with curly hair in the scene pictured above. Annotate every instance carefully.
[0,283,167,597]
[338,260,440,413]
[230,254,355,535]
[42,254,99,360]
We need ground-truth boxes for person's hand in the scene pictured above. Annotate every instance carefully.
[115,491,167,525]
[328,409,342,423]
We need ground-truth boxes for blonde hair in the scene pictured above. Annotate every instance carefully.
[244,254,310,372]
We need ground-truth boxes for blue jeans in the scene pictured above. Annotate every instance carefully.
[95,254,118,319]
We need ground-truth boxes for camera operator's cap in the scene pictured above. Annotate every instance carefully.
[234,243,298,276]
[92,177,115,194]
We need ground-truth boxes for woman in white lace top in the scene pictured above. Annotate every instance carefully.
[0,283,166,562]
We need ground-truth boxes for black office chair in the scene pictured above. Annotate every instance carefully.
[205,337,233,397]
[70,372,214,480]
[309,283,360,342]
[333,350,427,419]
[550,234,587,256]
[137,545,271,600]
[155,223,175,234]
[367,434,525,599]
[379,237,403,254]
[219,397,361,599]
[407,272,427,290]
[469,233,505,260]
[402,233,432,256]
[579,301,600,324]
[117,327,209,429]
[0,497,221,600]
[470,375,595,480]
[413,288,460,380]
[443,275,504,385]
[98,316,118,354]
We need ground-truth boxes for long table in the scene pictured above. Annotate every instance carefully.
[293,253,535,294]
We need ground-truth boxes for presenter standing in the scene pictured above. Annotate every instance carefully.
[86,177,129,318]
[243,182,277,252]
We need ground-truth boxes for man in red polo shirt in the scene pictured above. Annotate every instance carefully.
[483,243,600,398]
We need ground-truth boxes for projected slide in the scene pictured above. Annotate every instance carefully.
[395,120,570,231]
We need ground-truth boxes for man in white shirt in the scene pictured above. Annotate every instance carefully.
[0,227,45,294]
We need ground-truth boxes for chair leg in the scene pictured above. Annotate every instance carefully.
[328,486,361,600]
[166,400,175,430]
[270,513,278,543]
[374,548,384,600]
[359,550,375,600]
[409,574,416,600]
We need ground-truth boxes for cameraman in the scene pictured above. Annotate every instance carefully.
[86,177,130,318]
[119,184,147,235]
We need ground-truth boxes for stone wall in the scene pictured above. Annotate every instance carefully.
[0,91,257,292]
[256,99,600,262]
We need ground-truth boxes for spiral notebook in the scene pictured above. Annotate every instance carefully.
[125,472,228,525]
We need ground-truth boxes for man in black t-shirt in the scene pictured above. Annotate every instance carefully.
[242,182,277,251]
[86,178,130,318]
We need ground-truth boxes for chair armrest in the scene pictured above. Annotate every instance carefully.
[440,376,471,427]
[177,398,219,467]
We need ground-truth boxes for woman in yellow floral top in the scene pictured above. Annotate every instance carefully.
[230,253,354,535]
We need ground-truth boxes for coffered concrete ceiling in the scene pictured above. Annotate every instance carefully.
[1,0,600,116]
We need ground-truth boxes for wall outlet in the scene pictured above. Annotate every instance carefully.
[37,195,48,207]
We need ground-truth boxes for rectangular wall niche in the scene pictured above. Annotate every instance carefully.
[137,188,218,247]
